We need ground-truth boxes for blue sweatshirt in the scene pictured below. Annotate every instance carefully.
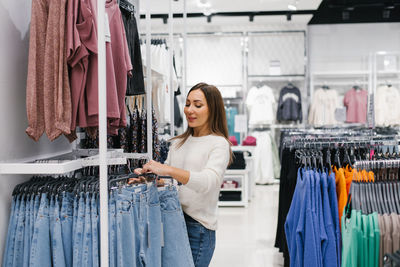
[321,171,339,267]
[328,172,341,267]
[285,168,307,266]
[285,169,320,267]
[314,170,327,267]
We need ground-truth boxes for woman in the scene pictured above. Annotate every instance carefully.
[133,82,232,266]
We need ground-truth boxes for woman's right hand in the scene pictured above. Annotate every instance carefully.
[128,168,145,184]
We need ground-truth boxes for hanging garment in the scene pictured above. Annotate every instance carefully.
[308,88,340,126]
[26,0,72,141]
[174,95,183,128]
[375,85,400,126]
[341,209,380,267]
[225,106,241,144]
[141,43,179,124]
[275,148,298,267]
[251,131,280,184]
[246,85,276,126]
[3,177,195,267]
[285,168,341,267]
[120,0,145,96]
[343,88,368,123]
[276,85,302,122]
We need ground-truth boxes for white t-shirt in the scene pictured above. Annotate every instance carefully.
[165,134,230,230]
[246,86,276,125]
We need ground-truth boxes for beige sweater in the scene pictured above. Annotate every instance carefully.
[165,134,230,230]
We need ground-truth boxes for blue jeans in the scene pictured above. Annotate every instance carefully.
[184,214,216,267]
[72,193,85,267]
[3,195,19,267]
[50,196,66,267]
[30,193,51,267]
[91,194,99,267]
[22,195,34,267]
[82,193,92,267]
[13,196,26,267]
[123,183,162,267]
[140,183,162,267]
[159,186,194,267]
[121,184,148,267]
[114,189,136,267]
[60,192,73,267]
[109,192,117,267]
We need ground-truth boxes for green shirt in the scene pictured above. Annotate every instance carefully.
[372,212,380,267]
[342,209,359,267]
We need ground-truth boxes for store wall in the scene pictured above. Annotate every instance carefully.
[308,23,400,72]
[0,1,72,262]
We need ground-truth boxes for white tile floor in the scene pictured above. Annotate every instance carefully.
[210,184,284,267]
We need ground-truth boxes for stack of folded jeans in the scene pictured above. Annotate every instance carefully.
[3,177,194,267]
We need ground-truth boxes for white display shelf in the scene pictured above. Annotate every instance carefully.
[219,169,249,208]
[220,188,242,192]
[311,70,369,76]
[218,201,245,207]
[0,150,127,175]
[377,70,400,75]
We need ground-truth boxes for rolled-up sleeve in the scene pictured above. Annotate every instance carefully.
[185,141,230,194]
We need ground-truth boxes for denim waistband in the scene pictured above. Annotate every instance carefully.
[158,185,178,201]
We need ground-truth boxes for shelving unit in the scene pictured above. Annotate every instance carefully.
[0,150,126,174]
[218,169,249,207]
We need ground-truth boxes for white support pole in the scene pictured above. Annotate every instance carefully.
[169,0,175,137]
[182,0,188,130]
[97,0,109,265]
[146,0,153,160]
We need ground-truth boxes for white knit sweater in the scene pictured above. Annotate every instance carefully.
[165,134,230,230]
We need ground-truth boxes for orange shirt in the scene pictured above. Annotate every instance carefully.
[334,166,347,227]
[344,165,354,196]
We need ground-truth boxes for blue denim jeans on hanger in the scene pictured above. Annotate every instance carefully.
[61,192,73,267]
[72,193,85,267]
[91,194,99,267]
[12,196,26,267]
[121,184,147,267]
[3,195,19,267]
[82,193,92,267]
[109,192,117,267]
[30,193,51,267]
[113,189,136,267]
[22,194,34,267]
[159,186,194,267]
[50,196,66,267]
[140,183,162,267]
[185,213,216,267]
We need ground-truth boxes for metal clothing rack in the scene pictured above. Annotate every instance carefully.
[354,159,400,171]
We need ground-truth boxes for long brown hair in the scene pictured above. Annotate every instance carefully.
[171,82,233,164]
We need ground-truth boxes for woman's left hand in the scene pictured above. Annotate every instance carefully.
[142,160,171,176]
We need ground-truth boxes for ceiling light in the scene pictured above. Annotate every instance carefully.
[197,0,211,8]
[288,0,298,11]
[202,7,213,16]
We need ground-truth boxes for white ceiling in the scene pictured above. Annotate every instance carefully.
[140,0,322,14]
